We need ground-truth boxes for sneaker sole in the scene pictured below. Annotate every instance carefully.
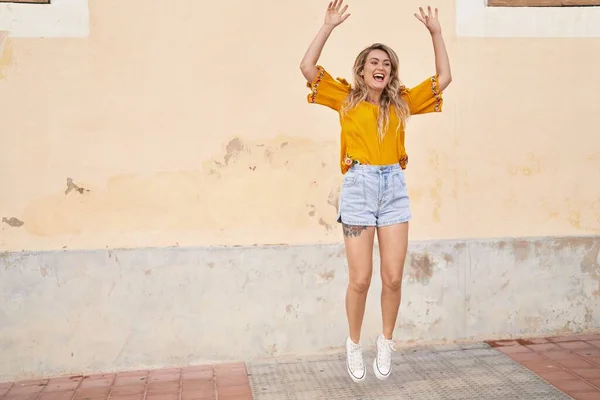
[373,359,390,381]
[346,364,366,383]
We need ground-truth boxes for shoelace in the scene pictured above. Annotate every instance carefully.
[348,341,364,371]
[378,338,397,369]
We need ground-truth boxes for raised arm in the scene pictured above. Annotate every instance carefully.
[300,0,351,82]
[414,6,452,91]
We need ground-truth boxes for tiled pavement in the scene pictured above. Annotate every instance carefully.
[1,334,599,400]
[488,334,600,400]
[0,363,252,400]
[248,342,572,399]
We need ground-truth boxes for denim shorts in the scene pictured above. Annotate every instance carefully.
[337,163,411,227]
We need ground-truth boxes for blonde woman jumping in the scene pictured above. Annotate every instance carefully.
[300,1,452,382]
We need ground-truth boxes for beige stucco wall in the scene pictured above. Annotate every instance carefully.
[1,0,599,252]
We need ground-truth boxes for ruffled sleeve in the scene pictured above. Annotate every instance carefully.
[402,75,443,115]
[306,65,351,111]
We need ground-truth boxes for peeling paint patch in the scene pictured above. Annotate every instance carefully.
[20,136,340,241]
[2,217,24,227]
[581,242,600,279]
[65,178,89,195]
[224,137,246,165]
[408,253,435,284]
[318,217,332,231]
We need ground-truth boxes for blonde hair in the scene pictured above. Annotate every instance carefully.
[341,43,410,142]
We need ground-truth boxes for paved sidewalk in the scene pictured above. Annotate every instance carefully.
[0,363,252,400]
[488,334,600,400]
[2,334,600,400]
[248,342,571,399]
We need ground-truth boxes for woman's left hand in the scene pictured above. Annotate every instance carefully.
[414,6,442,35]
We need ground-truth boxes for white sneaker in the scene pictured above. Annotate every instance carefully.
[373,334,396,380]
[345,337,366,382]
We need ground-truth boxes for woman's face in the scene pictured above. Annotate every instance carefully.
[361,49,392,92]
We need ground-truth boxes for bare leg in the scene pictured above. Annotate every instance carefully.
[377,222,409,339]
[343,223,376,343]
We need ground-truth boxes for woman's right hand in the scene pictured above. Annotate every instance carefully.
[324,0,350,28]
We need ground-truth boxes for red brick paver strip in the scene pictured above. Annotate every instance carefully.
[488,333,600,400]
[0,363,252,400]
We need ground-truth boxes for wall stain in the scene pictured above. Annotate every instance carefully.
[443,254,453,263]
[507,153,542,176]
[2,217,24,227]
[318,270,335,282]
[20,135,341,241]
[427,151,445,222]
[327,187,340,214]
[65,178,89,195]
[285,304,299,319]
[224,137,246,165]
[40,265,50,277]
[513,240,529,262]
[269,344,278,356]
[144,270,152,276]
[552,237,595,251]
[454,242,466,251]
[429,178,443,222]
[207,262,215,269]
[565,198,600,233]
[408,253,435,284]
[0,33,12,81]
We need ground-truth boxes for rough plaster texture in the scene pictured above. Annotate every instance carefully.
[0,0,599,252]
[1,235,599,381]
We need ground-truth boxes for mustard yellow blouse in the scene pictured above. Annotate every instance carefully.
[306,65,443,174]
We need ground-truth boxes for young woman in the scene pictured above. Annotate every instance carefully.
[300,1,452,383]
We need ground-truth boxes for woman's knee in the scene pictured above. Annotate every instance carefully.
[348,276,371,294]
[382,273,403,291]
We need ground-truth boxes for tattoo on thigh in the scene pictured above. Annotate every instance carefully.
[343,224,367,238]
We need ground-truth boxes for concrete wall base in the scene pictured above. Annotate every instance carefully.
[1,235,599,381]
